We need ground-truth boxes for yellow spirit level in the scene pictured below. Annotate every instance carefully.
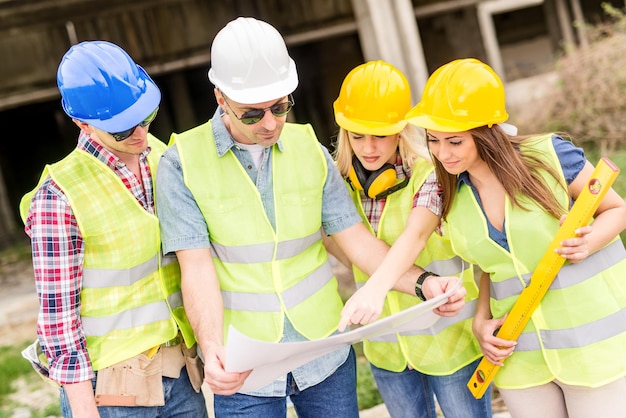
[467,157,620,399]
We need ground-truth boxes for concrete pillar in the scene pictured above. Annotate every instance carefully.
[393,0,429,98]
[554,0,576,51]
[0,161,17,247]
[351,0,428,102]
[477,0,545,81]
[569,0,589,49]
[165,72,196,133]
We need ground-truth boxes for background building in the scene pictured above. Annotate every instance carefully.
[0,0,621,246]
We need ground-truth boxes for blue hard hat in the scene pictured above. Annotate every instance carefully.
[57,41,161,132]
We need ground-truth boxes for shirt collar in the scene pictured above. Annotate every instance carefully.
[457,170,471,190]
[77,131,150,169]
[394,154,410,179]
[210,107,284,157]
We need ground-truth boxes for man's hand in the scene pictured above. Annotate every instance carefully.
[202,342,251,395]
[422,275,467,317]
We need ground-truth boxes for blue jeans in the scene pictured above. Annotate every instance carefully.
[370,358,492,418]
[213,346,359,418]
[60,366,208,418]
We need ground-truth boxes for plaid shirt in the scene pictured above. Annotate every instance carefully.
[23,132,153,384]
[361,163,442,234]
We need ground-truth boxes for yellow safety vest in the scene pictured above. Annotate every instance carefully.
[173,121,343,342]
[447,135,626,389]
[351,159,481,374]
[20,135,195,371]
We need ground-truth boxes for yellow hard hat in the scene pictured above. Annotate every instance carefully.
[334,60,411,136]
[406,58,508,132]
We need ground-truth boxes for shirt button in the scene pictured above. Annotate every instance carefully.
[247,165,252,169]
[115,162,124,168]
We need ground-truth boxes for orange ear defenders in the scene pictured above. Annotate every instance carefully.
[347,155,409,200]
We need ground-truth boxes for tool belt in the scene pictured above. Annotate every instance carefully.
[94,334,204,407]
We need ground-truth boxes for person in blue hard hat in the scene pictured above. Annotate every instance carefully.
[19,40,208,418]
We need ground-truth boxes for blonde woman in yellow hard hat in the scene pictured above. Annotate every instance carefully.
[343,58,626,418]
[331,60,491,418]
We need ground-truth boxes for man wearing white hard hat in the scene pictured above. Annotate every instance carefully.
[156,17,466,417]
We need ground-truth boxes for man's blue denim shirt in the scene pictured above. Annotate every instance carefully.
[156,107,361,396]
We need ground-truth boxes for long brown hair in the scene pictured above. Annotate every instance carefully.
[433,125,569,221]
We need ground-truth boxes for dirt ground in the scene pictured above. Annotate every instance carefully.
[0,252,39,347]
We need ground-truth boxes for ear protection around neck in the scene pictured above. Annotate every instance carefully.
[347,155,408,200]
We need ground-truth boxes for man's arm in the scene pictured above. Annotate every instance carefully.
[156,147,250,395]
[176,248,250,395]
[25,181,98,415]
[63,382,99,418]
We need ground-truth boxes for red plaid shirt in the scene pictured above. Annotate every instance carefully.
[360,163,442,234]
[23,133,153,384]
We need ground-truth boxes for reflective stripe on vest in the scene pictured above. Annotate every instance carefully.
[516,307,626,351]
[222,261,333,311]
[210,229,322,263]
[491,239,626,301]
[83,253,161,288]
[82,299,175,337]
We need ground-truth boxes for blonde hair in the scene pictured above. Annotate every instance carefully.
[333,124,430,176]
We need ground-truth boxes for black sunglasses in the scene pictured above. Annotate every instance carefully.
[224,95,294,125]
[109,107,159,141]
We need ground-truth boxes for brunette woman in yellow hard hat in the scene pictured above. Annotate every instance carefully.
[331,60,491,418]
[344,58,626,418]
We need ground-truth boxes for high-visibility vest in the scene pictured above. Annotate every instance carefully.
[446,135,626,389]
[351,159,481,374]
[20,135,195,371]
[173,121,343,342]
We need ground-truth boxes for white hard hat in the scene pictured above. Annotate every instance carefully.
[208,17,298,104]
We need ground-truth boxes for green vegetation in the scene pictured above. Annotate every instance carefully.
[0,344,32,398]
[516,4,626,157]
[512,4,626,242]
[354,343,384,410]
[0,238,31,266]
[0,342,60,417]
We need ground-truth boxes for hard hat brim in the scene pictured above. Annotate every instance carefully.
[406,112,508,133]
[335,113,407,136]
[405,114,474,132]
[208,59,298,105]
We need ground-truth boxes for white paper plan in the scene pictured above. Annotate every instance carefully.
[225,279,461,392]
